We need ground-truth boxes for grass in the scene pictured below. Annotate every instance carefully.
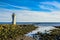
[0,24,37,40]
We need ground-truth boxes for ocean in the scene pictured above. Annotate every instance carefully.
[0,22,60,26]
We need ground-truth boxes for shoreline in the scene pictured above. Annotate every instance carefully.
[26,26,56,37]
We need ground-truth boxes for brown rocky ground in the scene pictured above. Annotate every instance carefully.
[16,36,35,40]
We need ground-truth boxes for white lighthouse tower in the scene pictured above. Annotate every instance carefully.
[12,13,16,25]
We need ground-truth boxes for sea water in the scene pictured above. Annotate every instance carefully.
[0,22,60,26]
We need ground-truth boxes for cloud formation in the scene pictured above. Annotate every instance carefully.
[0,1,60,22]
[0,2,29,10]
[39,1,60,11]
[0,8,60,22]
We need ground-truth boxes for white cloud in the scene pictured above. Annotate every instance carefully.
[40,1,60,8]
[15,10,60,22]
[0,2,29,10]
[39,1,60,11]
[39,5,54,11]
[0,8,60,22]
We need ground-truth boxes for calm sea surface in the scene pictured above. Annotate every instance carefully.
[0,22,60,26]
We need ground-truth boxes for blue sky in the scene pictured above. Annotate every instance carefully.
[0,0,60,22]
[0,0,58,11]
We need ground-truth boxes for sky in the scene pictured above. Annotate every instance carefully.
[0,0,60,22]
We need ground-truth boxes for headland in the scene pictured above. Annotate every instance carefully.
[0,24,37,40]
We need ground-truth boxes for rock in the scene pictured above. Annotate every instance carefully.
[16,36,35,40]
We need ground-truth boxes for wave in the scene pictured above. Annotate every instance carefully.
[26,26,56,37]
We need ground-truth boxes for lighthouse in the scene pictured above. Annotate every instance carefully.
[12,13,16,25]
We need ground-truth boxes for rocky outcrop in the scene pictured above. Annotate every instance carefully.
[16,36,35,40]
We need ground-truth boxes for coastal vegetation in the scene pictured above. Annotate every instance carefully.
[0,24,37,40]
